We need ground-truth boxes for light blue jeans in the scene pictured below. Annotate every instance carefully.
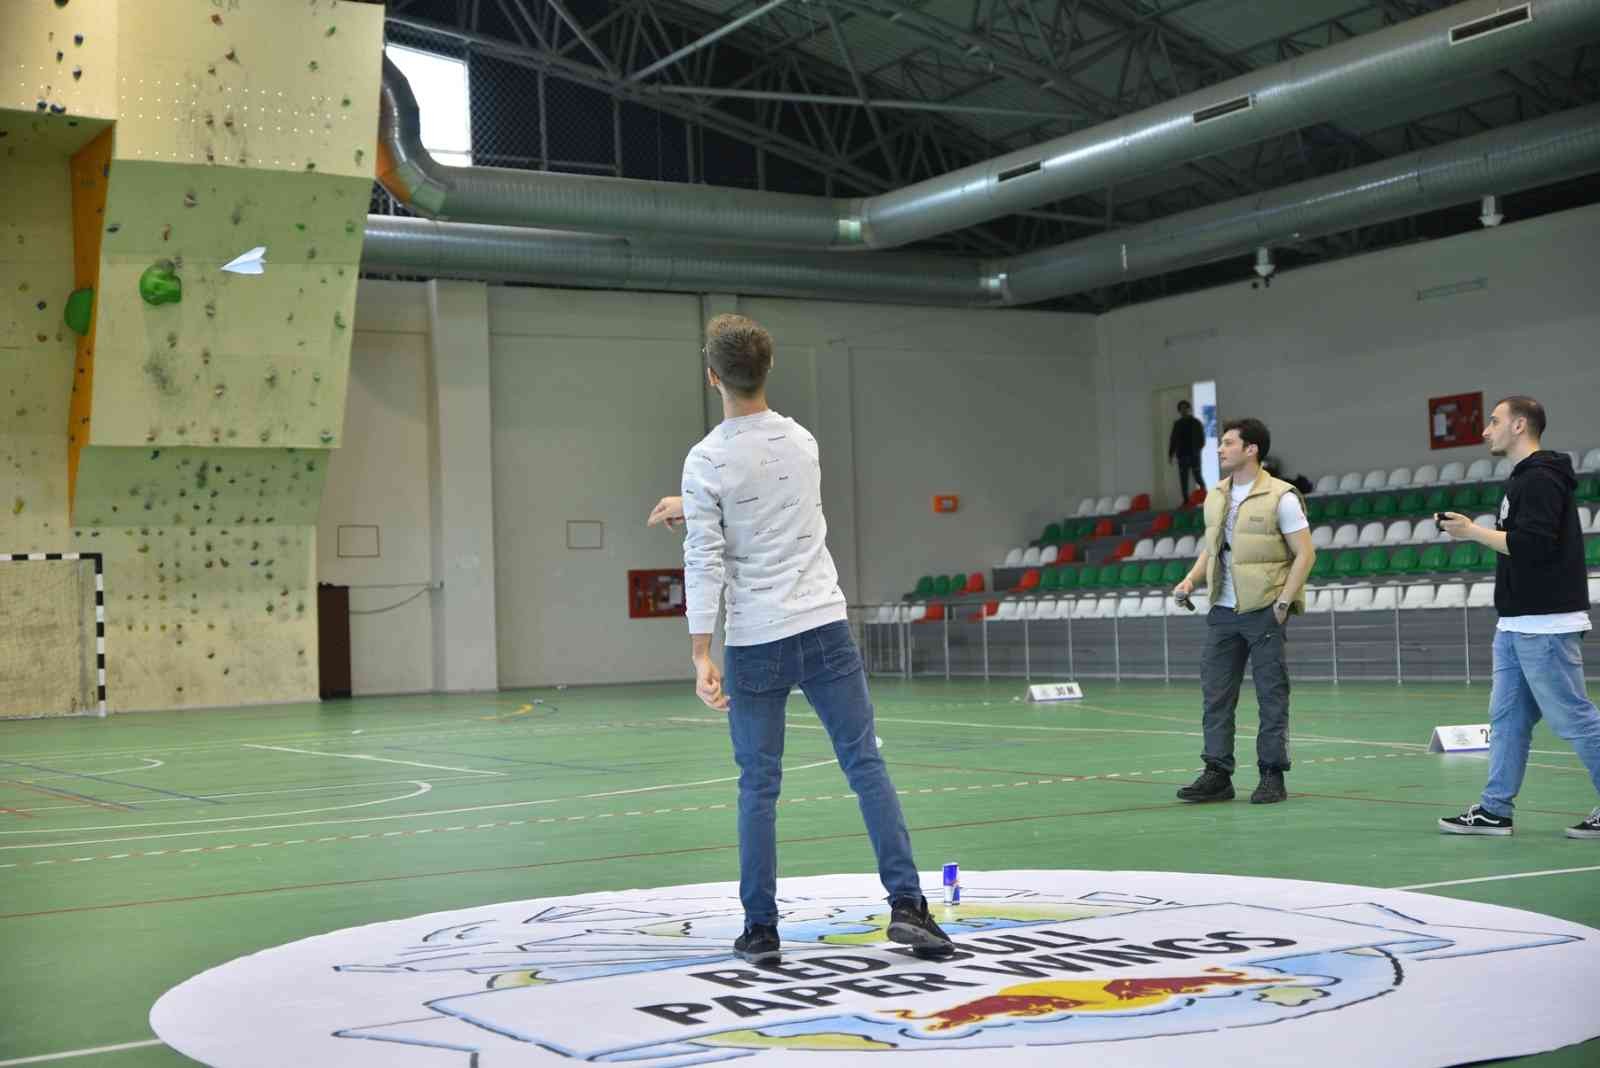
[723,621,923,926]
[1480,629,1600,818]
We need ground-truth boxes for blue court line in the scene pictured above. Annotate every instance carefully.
[2,778,138,812]
[0,759,222,806]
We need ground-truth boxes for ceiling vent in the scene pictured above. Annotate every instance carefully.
[1450,4,1533,46]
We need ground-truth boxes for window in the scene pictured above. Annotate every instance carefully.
[386,44,473,167]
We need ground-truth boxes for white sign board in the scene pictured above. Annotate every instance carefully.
[1027,682,1084,703]
[1428,723,1491,753]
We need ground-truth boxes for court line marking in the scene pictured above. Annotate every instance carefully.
[0,777,481,820]
[0,1039,165,1066]
[0,760,842,854]
[7,758,165,781]
[1394,865,1600,891]
[242,744,507,776]
[0,759,219,806]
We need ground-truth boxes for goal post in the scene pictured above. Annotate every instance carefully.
[0,553,107,719]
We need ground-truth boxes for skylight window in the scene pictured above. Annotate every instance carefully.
[386,44,473,167]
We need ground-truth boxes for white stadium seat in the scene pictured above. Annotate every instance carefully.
[1338,472,1365,492]
[1076,497,1098,517]
[1311,526,1334,549]
[1094,496,1116,515]
[1139,595,1166,617]
[1003,547,1024,567]
[1467,582,1496,608]
[1021,547,1042,567]
[1035,599,1061,620]
[1119,595,1146,618]
[1591,510,1600,535]
[1362,469,1389,491]
[1433,584,1467,609]
[1411,517,1441,542]
[1332,524,1360,548]
[1019,599,1041,621]
[1314,475,1340,494]
[1465,458,1494,482]
[1131,538,1155,560]
[1040,544,1059,565]
[1386,467,1413,488]
[1589,578,1600,603]
[1412,464,1440,486]
[1152,536,1177,558]
[1305,589,1333,614]
[1493,457,1515,480]
[996,600,1020,620]
[1093,597,1120,619]
[1579,506,1592,532]
[1370,586,1399,611]
[1073,597,1101,619]
[1112,494,1133,513]
[1582,448,1600,473]
[909,602,929,622]
[1383,520,1413,545]
[1358,522,1386,547]
[1472,514,1495,530]
[1168,591,1210,616]
[1340,587,1375,612]
[1174,535,1198,556]
[1439,461,1466,483]
[1400,584,1436,610]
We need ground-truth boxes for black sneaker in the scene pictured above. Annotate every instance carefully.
[1250,770,1287,805]
[1176,766,1234,803]
[1439,804,1513,836]
[1567,807,1600,840]
[887,897,955,959]
[733,923,780,963]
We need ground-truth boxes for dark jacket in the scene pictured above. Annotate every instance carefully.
[1169,415,1205,460]
[1494,450,1591,618]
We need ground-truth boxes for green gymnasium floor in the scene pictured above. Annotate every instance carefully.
[2,680,1596,1066]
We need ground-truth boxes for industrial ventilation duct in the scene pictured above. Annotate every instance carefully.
[361,103,1600,307]
[375,0,1600,251]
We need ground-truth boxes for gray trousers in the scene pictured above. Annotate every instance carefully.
[1201,605,1292,774]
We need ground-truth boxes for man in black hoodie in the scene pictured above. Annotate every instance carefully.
[1169,400,1207,503]
[1436,396,1600,840]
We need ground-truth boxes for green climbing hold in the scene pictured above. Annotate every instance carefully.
[139,261,182,306]
[64,287,94,335]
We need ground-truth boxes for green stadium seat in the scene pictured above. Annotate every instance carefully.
[1346,497,1372,520]
[1470,544,1497,572]
[1306,499,1327,523]
[1587,538,1600,567]
[1450,487,1480,511]
[914,575,935,596]
[1310,554,1334,580]
[1388,546,1421,573]
[1419,544,1449,572]
[1043,522,1062,543]
[1334,549,1363,579]
[1580,478,1600,503]
[1118,563,1143,586]
[1372,495,1398,518]
[1099,564,1123,588]
[1422,489,1448,514]
[1161,560,1187,585]
[1398,491,1425,516]
[1077,565,1100,588]
[932,575,952,597]
[1481,486,1504,512]
[1139,562,1164,586]
[1058,566,1080,590]
[1322,498,1348,521]
[1448,542,1480,571]
[1359,548,1389,575]
[1040,567,1061,592]
[950,573,968,591]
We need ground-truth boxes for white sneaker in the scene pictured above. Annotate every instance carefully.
[1567,807,1600,840]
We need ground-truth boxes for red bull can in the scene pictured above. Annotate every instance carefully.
[942,862,960,905]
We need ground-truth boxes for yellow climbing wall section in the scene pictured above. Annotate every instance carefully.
[0,0,383,713]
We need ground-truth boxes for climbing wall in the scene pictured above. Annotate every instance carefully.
[0,0,384,713]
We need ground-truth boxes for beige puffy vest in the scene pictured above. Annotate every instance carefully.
[1202,470,1307,615]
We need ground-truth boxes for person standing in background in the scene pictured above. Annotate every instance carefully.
[1170,400,1206,504]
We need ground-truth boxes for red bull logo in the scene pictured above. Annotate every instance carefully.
[888,968,1282,1032]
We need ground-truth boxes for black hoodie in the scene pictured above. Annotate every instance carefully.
[1494,450,1591,618]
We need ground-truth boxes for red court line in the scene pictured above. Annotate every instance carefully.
[0,807,33,819]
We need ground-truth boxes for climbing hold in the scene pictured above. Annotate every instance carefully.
[305,160,317,171]
[344,220,356,235]
[63,287,93,335]
[75,34,84,45]
[320,431,335,444]
[354,148,365,166]
[183,191,197,207]
[57,51,65,62]
[333,311,346,330]
[36,300,46,311]
[36,101,48,112]
[204,299,216,318]
[308,60,319,72]
[161,224,171,241]
[211,13,222,25]
[341,96,351,107]
[138,260,182,306]
[72,67,82,81]
[213,384,226,398]
[50,105,67,115]
[106,222,120,233]
[326,25,337,36]
[12,498,23,516]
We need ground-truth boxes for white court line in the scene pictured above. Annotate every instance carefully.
[0,1039,164,1066]
[243,744,506,776]
[0,776,487,820]
[1394,864,1600,891]
[0,760,840,852]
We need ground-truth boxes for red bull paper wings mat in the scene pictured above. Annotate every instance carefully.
[150,870,1600,1066]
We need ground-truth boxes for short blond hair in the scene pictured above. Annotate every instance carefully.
[704,314,773,398]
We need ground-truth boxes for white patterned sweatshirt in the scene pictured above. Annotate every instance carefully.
[681,409,848,647]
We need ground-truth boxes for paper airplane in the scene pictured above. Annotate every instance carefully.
[221,246,267,275]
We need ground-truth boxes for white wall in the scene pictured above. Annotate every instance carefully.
[1094,202,1600,497]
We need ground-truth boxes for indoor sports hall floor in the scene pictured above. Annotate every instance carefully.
[2,680,1596,1067]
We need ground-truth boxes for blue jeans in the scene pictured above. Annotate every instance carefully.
[723,621,922,926]
[1481,630,1600,817]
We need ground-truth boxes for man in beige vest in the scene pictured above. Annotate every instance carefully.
[1172,418,1317,804]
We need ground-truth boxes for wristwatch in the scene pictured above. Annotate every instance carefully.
[1275,600,1290,613]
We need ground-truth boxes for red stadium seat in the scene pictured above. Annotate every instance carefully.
[963,572,985,593]
[1092,518,1114,538]
[1056,543,1079,564]
[1151,512,1173,534]
[1110,538,1136,561]
[1187,489,1206,507]
[923,602,945,622]
[1128,493,1151,512]
[1015,569,1041,591]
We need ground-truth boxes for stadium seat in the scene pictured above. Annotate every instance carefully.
[1465,458,1494,482]
[1305,589,1333,613]
[1139,594,1166,617]
[1340,587,1375,612]
[1043,567,1063,592]
[1003,547,1024,567]
[1112,494,1133,513]
[1362,469,1388,491]
[1129,493,1151,512]
[932,575,952,597]
[1043,522,1062,543]
[1310,553,1334,581]
[1093,518,1114,538]
[1360,548,1389,575]
[1338,472,1364,492]
[1449,487,1480,511]
[1580,506,1593,532]
[1311,526,1334,549]
[1131,538,1155,560]
[1334,549,1363,578]
[1422,488,1449,514]
[1173,535,1198,557]
[1111,538,1136,561]
[1152,536,1176,558]
[1188,489,1207,507]
[1589,577,1600,602]
[1397,491,1425,516]
[1063,596,1093,619]
[1419,544,1449,571]
[1119,595,1147,618]
[1412,464,1440,486]
[1021,546,1042,567]
[1493,457,1515,480]
[1346,497,1373,521]
[1305,498,1327,523]
[1400,584,1436,610]
[1314,474,1340,494]
[1386,467,1413,488]
[1076,497,1098,517]
[1057,544,1079,564]
[1447,542,1480,571]
[1177,591,1211,615]
[1439,461,1466,483]
[1578,478,1600,503]
[1056,566,1080,591]
[1591,512,1600,534]
[1470,514,1495,532]
[1469,544,1496,572]
[1433,583,1467,609]
[1118,562,1143,586]
[1369,585,1399,611]
[1321,497,1348,522]
[913,575,935,596]
[1094,495,1116,515]
[996,600,1020,621]
[964,572,986,593]
[1371,495,1397,518]
[1040,545,1059,566]
[1020,569,1045,591]
[1076,565,1100,588]
[1151,512,1174,535]
[1358,522,1386,547]
[1466,581,1495,608]
[1481,485,1504,511]
[1139,562,1164,586]
[1332,523,1360,548]
[1388,546,1421,573]
[1018,599,1041,621]
[1587,539,1600,568]
[1383,520,1413,545]
[1582,448,1600,473]
[1161,560,1187,585]
[1093,597,1120,619]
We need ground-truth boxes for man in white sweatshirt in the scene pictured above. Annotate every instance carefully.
[648,314,953,965]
